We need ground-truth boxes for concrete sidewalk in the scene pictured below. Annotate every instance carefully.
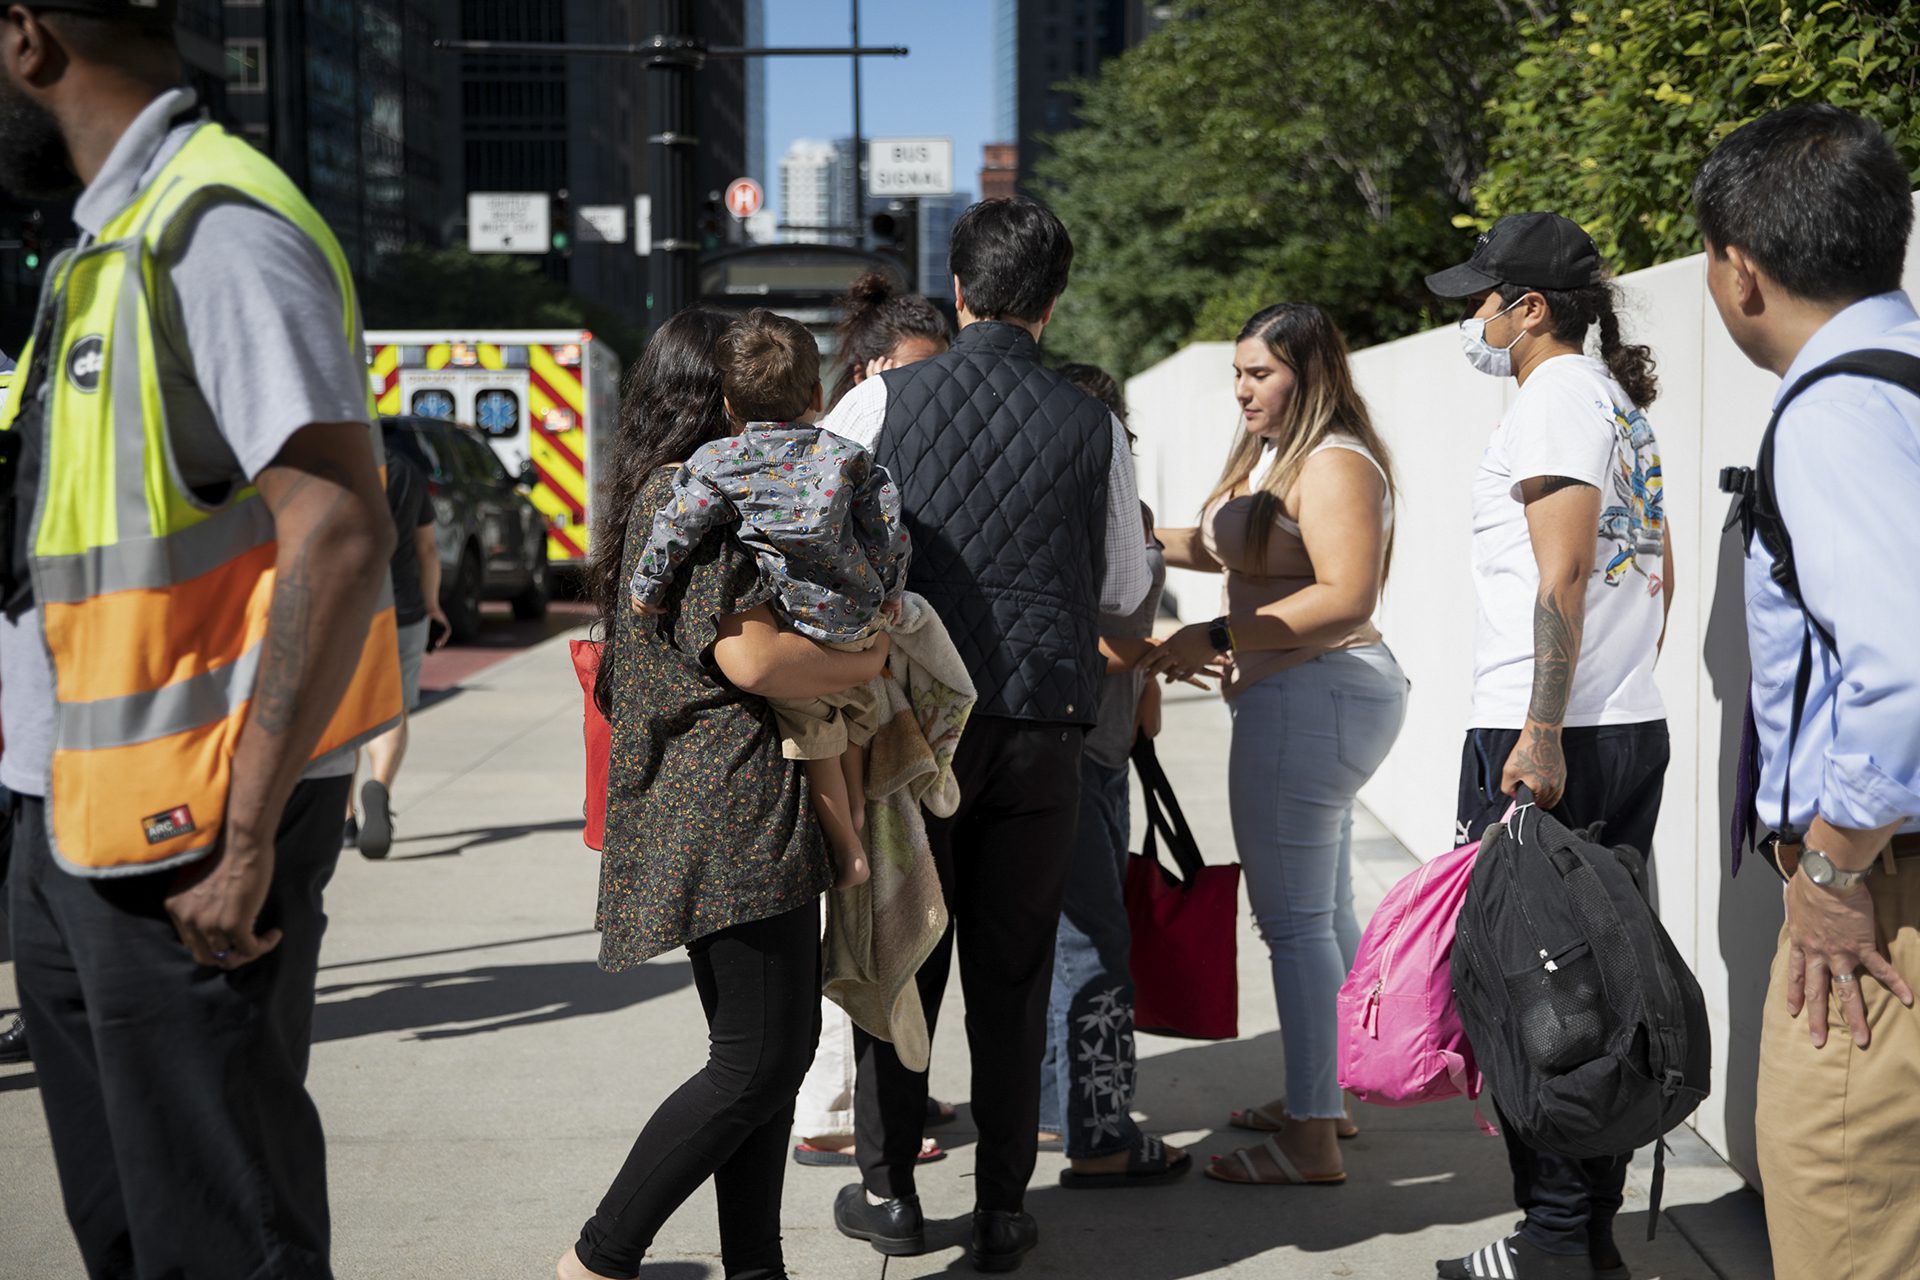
[0,627,1772,1278]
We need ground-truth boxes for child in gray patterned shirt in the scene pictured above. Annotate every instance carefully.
[632,310,909,889]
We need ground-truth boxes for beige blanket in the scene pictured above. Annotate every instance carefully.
[822,592,974,1072]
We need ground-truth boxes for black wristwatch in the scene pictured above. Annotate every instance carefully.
[1207,615,1235,653]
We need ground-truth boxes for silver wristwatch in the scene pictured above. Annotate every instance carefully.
[1802,847,1872,890]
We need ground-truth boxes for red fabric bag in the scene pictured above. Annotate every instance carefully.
[570,639,609,851]
[1125,737,1240,1040]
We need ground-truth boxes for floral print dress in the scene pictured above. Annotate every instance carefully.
[594,470,831,969]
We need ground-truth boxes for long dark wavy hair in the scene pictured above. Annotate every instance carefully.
[1494,279,1659,408]
[586,307,736,715]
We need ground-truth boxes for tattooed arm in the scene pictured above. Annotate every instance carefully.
[1500,475,1602,809]
[167,423,395,968]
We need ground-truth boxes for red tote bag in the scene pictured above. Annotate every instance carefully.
[570,640,610,851]
[1125,736,1240,1040]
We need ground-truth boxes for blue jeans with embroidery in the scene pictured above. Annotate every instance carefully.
[1231,646,1408,1120]
[1037,754,1142,1160]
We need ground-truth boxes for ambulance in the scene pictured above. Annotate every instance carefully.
[365,329,621,567]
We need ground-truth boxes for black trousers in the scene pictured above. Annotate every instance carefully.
[576,901,821,1280]
[855,714,1082,1212]
[9,778,349,1280]
[1457,720,1670,1258]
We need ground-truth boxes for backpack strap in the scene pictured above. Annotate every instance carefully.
[1721,350,1920,845]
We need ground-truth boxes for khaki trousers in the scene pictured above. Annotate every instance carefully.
[1756,861,1920,1280]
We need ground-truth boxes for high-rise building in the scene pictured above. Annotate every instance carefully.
[219,0,449,276]
[780,138,857,246]
[449,1,747,319]
[916,192,972,298]
[979,143,1017,202]
[1008,0,1161,192]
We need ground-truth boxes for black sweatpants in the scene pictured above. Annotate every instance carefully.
[575,901,821,1280]
[855,714,1082,1212]
[1457,720,1670,1258]
[9,779,349,1280]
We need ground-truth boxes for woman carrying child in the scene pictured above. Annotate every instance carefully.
[562,308,891,1280]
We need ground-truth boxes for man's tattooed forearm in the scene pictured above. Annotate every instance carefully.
[254,548,313,735]
[1528,585,1581,726]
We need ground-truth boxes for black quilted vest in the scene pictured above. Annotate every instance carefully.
[876,321,1112,725]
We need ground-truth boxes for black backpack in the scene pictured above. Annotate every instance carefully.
[1451,794,1711,1235]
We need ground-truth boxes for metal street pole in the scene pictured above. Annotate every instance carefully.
[644,0,698,330]
[850,0,862,251]
[437,31,908,339]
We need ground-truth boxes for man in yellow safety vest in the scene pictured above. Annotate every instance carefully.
[0,5,400,1274]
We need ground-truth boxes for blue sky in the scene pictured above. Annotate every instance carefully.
[763,1,996,221]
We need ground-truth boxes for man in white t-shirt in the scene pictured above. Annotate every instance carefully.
[1426,213,1674,1280]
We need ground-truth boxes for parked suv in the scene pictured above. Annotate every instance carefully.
[381,416,550,641]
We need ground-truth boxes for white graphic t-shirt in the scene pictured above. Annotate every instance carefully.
[1470,354,1666,729]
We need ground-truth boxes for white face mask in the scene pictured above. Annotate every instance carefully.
[1459,296,1527,378]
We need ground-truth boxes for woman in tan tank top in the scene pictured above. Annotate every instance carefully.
[1144,304,1409,1188]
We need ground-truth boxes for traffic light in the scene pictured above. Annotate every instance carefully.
[870,200,917,267]
[698,192,724,250]
[21,209,43,273]
[551,188,572,257]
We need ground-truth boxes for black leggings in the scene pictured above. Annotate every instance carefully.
[575,901,822,1280]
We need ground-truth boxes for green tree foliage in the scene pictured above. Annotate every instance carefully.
[1471,2,1920,272]
[1036,0,1542,378]
[359,247,644,361]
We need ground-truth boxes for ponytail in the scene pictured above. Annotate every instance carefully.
[1497,279,1659,408]
[1594,293,1659,409]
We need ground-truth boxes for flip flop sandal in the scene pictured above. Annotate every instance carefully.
[792,1138,947,1168]
[926,1097,960,1129]
[1057,1135,1193,1190]
[1203,1135,1347,1187]
[1228,1102,1360,1140]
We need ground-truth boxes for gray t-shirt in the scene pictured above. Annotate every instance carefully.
[0,88,373,796]
[1084,508,1167,772]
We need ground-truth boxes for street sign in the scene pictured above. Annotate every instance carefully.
[635,195,652,257]
[577,204,628,244]
[467,192,550,254]
[868,138,954,197]
[725,177,764,220]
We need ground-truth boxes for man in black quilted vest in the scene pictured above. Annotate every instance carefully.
[820,196,1149,1272]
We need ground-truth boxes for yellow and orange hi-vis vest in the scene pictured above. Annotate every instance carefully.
[0,119,402,876]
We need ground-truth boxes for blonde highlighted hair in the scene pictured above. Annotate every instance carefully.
[1203,303,1397,577]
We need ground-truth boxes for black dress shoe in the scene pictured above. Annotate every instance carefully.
[833,1183,925,1257]
[0,1014,28,1065]
[971,1209,1038,1273]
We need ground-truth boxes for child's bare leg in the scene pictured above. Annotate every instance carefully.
[842,741,867,833]
[805,756,870,889]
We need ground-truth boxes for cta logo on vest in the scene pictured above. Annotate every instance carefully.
[66,335,105,393]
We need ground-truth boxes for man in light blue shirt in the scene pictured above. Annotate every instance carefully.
[1697,105,1920,1279]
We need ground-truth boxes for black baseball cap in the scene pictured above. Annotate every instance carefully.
[1424,212,1604,298]
[27,0,176,24]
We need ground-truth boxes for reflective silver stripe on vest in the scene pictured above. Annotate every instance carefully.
[55,639,262,751]
[111,241,154,541]
[34,494,274,603]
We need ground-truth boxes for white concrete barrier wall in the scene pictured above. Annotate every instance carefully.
[1124,197,1920,1185]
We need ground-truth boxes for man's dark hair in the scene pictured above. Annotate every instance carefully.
[718,307,819,422]
[1692,105,1912,304]
[948,196,1073,323]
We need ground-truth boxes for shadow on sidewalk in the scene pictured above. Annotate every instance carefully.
[313,959,691,1043]
[386,817,587,860]
[992,1031,1503,1276]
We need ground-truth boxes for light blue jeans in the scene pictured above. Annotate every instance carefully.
[1229,645,1408,1120]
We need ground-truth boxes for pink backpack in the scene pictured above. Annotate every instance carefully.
[1337,831,1497,1131]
